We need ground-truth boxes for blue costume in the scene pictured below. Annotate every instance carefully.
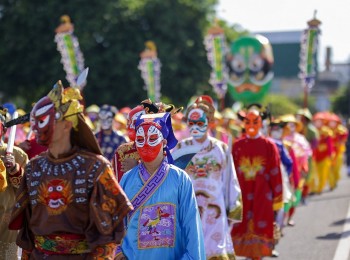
[117,112,205,259]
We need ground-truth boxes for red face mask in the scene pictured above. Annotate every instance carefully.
[127,106,145,141]
[31,96,56,146]
[135,124,163,162]
[244,111,262,138]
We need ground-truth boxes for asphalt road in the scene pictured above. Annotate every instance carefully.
[237,166,350,260]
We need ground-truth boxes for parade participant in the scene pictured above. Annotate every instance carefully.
[112,104,145,181]
[0,106,28,260]
[172,95,242,259]
[116,112,205,259]
[268,120,293,237]
[95,104,127,162]
[327,113,348,188]
[312,112,334,193]
[281,114,311,207]
[231,105,283,260]
[9,81,133,259]
[295,108,319,196]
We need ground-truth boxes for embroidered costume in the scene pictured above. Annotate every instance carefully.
[172,95,242,259]
[231,106,283,259]
[117,112,205,259]
[9,79,132,259]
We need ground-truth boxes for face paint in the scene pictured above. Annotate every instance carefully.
[99,110,114,130]
[127,106,145,141]
[135,124,163,162]
[31,96,56,146]
[244,111,262,138]
[187,108,208,140]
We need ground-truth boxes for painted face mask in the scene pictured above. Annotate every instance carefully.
[31,96,57,146]
[99,110,114,130]
[244,111,262,138]
[227,35,274,104]
[127,106,145,141]
[187,108,208,140]
[135,124,163,162]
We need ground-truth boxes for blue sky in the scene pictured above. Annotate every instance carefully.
[217,0,350,66]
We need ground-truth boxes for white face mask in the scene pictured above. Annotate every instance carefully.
[271,129,283,140]
[187,109,208,140]
[99,111,114,130]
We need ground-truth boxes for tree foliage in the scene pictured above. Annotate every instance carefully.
[0,0,235,111]
[332,83,350,118]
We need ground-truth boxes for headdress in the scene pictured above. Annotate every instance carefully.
[135,112,178,163]
[296,108,313,121]
[140,99,183,115]
[47,80,84,130]
[237,103,269,121]
[185,95,215,123]
[42,79,101,154]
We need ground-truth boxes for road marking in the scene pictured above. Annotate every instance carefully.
[333,200,350,260]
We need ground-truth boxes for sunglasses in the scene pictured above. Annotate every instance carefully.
[188,121,205,127]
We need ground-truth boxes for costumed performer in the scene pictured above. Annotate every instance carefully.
[9,80,133,259]
[116,112,205,259]
[0,106,28,260]
[231,105,283,260]
[172,95,242,259]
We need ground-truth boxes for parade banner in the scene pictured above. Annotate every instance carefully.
[55,15,85,89]
[299,13,321,90]
[227,35,274,104]
[204,24,228,99]
[138,41,161,102]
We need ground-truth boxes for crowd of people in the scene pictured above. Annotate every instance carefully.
[0,79,349,260]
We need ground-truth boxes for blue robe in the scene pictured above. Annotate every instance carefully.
[119,163,206,259]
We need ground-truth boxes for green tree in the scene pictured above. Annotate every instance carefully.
[0,0,226,111]
[332,83,350,118]
[262,94,300,117]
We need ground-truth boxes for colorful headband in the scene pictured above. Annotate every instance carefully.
[135,112,178,163]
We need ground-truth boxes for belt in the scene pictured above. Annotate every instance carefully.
[35,233,91,255]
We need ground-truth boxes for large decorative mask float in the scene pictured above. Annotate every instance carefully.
[227,35,274,104]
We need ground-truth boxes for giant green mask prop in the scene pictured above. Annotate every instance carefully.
[227,35,274,103]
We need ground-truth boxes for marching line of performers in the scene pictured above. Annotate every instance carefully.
[0,82,348,260]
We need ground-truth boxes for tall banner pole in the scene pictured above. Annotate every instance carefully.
[138,41,161,102]
[204,22,228,110]
[55,15,86,90]
[299,11,321,108]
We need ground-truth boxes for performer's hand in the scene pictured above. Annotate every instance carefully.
[4,153,16,171]
[121,158,138,172]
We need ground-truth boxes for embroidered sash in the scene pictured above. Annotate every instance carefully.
[34,234,90,255]
[127,160,169,221]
